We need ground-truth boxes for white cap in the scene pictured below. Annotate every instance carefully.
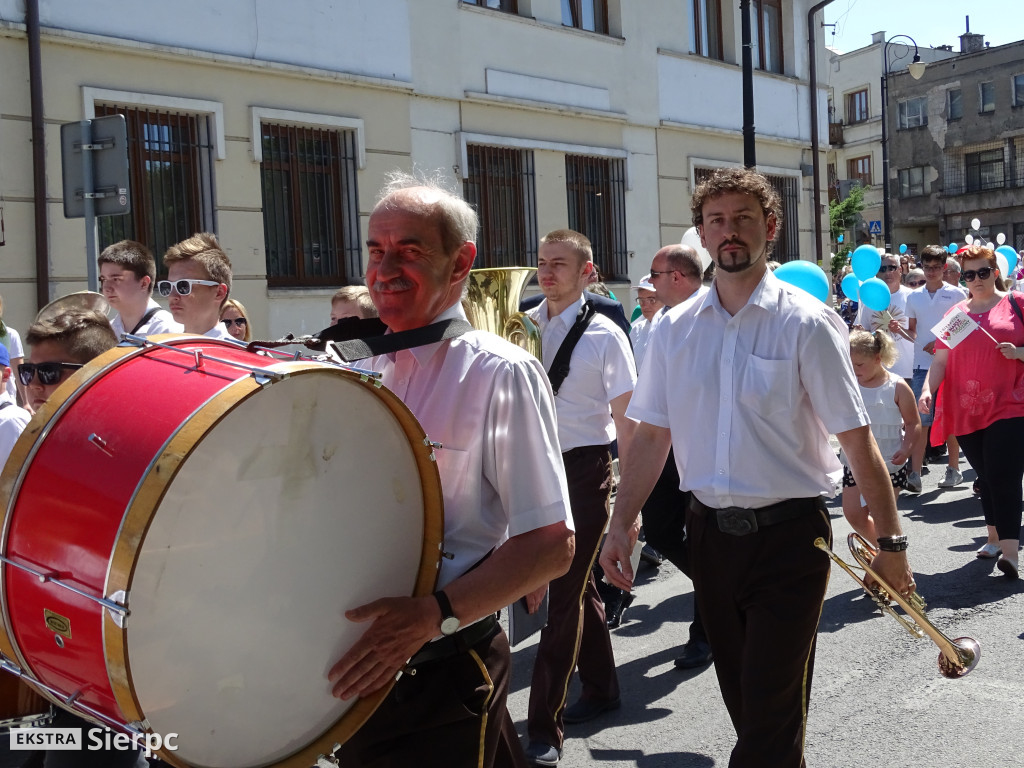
[634,274,655,292]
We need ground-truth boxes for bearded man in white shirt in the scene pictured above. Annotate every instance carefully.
[327,173,574,768]
[601,167,915,768]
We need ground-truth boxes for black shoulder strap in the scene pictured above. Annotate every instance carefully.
[1009,291,1024,325]
[331,318,474,362]
[0,401,10,411]
[547,301,597,395]
[130,307,161,335]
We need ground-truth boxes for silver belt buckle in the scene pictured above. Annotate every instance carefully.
[716,507,759,536]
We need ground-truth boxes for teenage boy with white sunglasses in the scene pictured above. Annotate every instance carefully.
[158,232,235,340]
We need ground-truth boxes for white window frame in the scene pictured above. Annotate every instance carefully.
[898,96,928,129]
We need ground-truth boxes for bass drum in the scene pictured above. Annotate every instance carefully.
[0,336,443,767]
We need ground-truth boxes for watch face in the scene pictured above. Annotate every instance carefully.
[441,616,461,635]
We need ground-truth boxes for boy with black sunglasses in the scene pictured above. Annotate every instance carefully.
[23,309,117,413]
[159,232,235,340]
[0,343,31,469]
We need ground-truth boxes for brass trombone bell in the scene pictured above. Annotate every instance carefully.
[815,533,980,678]
[464,268,542,359]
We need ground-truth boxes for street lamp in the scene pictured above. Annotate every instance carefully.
[881,34,926,252]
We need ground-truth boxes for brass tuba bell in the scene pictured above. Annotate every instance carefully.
[464,268,542,359]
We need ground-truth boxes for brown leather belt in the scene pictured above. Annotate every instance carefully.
[690,496,824,536]
[407,614,500,667]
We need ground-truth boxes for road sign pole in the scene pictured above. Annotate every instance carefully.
[79,120,99,292]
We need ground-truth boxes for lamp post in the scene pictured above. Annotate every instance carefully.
[881,35,927,252]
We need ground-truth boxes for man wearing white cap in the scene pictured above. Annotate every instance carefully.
[629,275,663,370]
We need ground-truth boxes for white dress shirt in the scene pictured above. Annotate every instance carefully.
[905,282,968,370]
[203,322,237,341]
[528,296,637,452]
[856,285,914,378]
[629,317,655,371]
[0,389,30,471]
[629,269,869,510]
[366,303,572,589]
[111,298,183,338]
[2,328,24,401]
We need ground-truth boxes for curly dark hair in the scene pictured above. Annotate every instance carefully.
[690,168,782,254]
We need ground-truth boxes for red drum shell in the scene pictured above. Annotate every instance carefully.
[0,336,442,767]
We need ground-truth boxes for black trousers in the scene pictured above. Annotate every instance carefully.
[957,416,1024,541]
[527,445,618,749]
[688,499,831,768]
[336,627,526,768]
[640,448,706,644]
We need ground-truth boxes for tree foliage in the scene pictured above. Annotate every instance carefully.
[828,183,865,242]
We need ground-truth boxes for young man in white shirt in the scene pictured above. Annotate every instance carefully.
[99,240,182,338]
[602,167,914,768]
[906,245,969,487]
[158,233,235,340]
[0,344,30,470]
[524,229,637,767]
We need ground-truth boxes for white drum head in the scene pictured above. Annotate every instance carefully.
[125,370,429,767]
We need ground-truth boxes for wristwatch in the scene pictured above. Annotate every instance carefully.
[433,591,461,636]
[877,535,909,552]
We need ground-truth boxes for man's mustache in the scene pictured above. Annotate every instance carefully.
[372,277,415,293]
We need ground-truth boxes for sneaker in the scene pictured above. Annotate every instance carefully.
[937,467,964,488]
[920,465,930,476]
[904,471,922,494]
[525,742,562,766]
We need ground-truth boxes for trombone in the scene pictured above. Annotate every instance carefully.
[814,533,980,678]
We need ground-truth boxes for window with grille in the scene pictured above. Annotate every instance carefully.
[979,81,996,113]
[750,0,784,74]
[260,123,361,287]
[463,145,538,268]
[948,89,963,120]
[898,166,929,198]
[689,0,723,60]
[847,156,872,188]
[566,155,627,280]
[965,148,1005,192]
[845,89,869,124]
[465,0,517,12]
[561,0,608,34]
[95,104,216,271]
[898,97,928,129]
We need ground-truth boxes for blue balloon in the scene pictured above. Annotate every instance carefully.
[837,234,845,243]
[851,244,881,281]
[774,260,830,303]
[899,243,908,254]
[859,278,892,312]
[841,273,861,301]
[948,243,958,254]
[996,245,1019,275]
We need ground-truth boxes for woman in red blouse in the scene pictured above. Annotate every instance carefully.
[920,246,1024,578]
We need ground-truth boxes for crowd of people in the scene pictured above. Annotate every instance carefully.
[0,167,1020,768]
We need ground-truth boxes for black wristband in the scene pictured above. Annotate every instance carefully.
[877,535,909,552]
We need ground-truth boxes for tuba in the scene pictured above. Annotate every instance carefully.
[464,267,543,359]
[815,533,980,678]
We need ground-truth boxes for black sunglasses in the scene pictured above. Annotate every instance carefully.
[222,317,248,328]
[877,264,900,273]
[18,362,83,387]
[907,280,925,287]
[962,267,994,282]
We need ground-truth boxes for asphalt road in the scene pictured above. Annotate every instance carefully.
[505,456,1024,767]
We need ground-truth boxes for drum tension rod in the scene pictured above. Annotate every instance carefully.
[0,555,129,619]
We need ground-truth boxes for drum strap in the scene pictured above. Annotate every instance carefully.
[330,318,474,362]
[0,402,9,411]
[129,307,161,335]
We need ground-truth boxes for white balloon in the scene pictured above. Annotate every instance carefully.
[997,232,1006,245]
[965,234,974,245]
[680,227,712,273]
[971,218,981,231]
[996,252,1009,278]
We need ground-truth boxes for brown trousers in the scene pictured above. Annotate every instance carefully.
[527,445,619,749]
[687,499,831,768]
[336,626,526,768]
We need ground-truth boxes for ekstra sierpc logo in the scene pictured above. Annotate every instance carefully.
[10,727,178,757]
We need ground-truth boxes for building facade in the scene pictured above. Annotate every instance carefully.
[0,0,829,337]
[888,34,1024,252]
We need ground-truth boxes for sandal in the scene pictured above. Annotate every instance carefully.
[975,543,1001,559]
[996,556,1019,579]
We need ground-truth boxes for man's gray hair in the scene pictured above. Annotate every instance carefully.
[375,169,478,256]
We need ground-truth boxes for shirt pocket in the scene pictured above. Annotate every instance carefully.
[738,354,794,417]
